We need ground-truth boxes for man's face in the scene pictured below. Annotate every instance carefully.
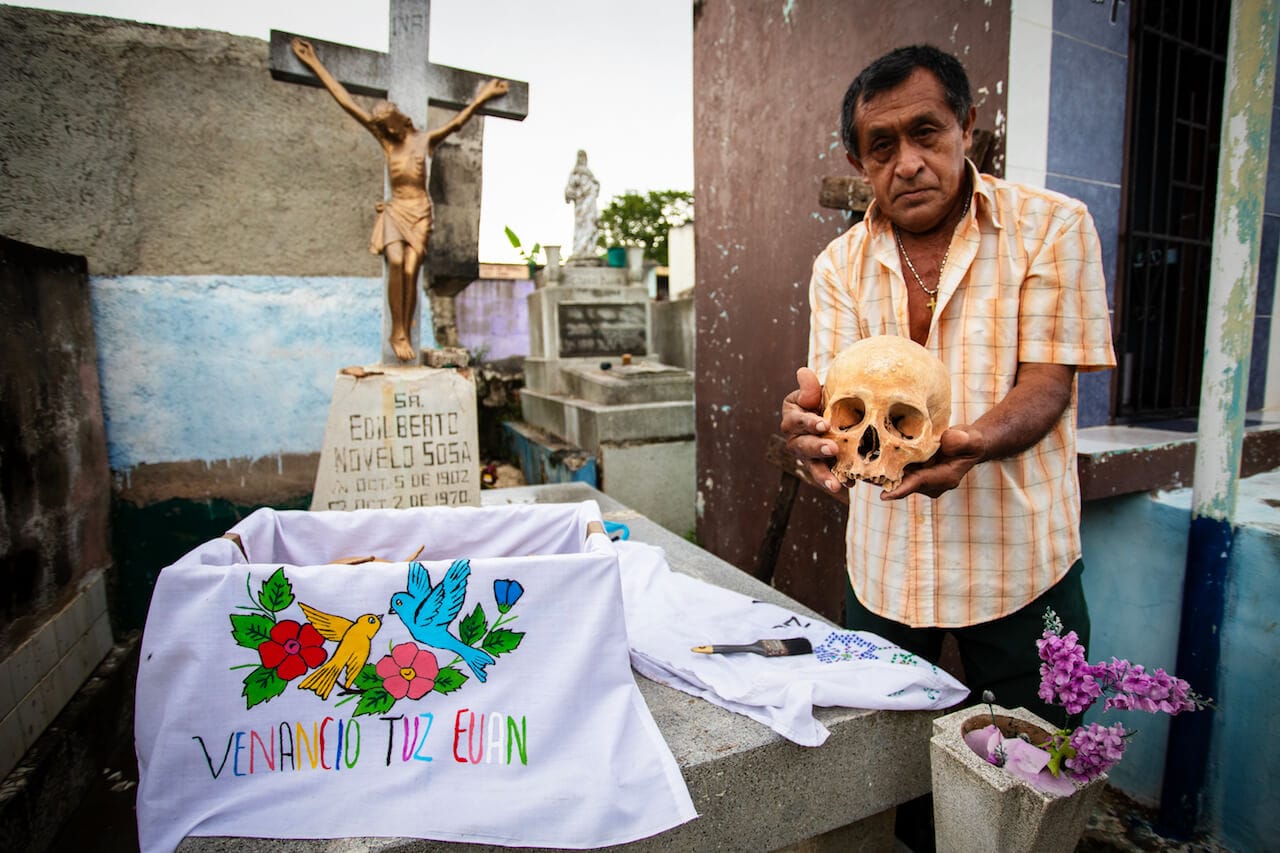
[848,68,975,235]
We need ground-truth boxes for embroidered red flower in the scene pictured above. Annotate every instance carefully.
[376,642,439,699]
[258,619,327,680]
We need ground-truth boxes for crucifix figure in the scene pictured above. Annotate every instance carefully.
[270,0,529,363]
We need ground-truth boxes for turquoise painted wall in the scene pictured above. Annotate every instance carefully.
[1081,470,1280,849]
[91,275,383,469]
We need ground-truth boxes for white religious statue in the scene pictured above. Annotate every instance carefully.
[564,149,601,264]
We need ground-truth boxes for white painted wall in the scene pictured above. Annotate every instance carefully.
[1005,0,1053,188]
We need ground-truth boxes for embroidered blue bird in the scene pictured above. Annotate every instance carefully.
[389,559,495,682]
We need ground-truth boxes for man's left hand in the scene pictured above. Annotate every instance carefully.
[880,425,986,500]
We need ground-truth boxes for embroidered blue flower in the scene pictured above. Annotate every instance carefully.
[493,579,524,613]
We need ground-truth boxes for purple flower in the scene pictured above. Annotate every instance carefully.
[1037,630,1102,716]
[1064,722,1127,781]
[1094,658,1200,714]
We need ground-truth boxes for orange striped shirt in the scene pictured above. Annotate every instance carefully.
[808,164,1116,628]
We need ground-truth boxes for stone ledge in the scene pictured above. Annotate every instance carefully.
[0,632,141,853]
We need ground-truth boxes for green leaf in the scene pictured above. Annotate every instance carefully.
[258,567,294,613]
[459,603,487,646]
[230,613,275,649]
[242,665,288,709]
[433,665,468,694]
[482,628,524,656]
[353,663,383,691]
[353,685,396,717]
[504,225,521,249]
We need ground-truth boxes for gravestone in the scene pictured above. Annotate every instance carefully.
[270,0,528,510]
[309,366,481,510]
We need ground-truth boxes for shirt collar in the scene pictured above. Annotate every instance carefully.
[863,159,999,235]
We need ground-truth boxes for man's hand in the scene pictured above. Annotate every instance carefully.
[880,425,986,500]
[780,367,843,494]
[880,362,1073,501]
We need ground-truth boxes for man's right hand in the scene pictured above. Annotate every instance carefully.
[780,367,842,493]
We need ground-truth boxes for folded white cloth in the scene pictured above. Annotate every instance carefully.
[615,540,970,746]
[135,503,695,853]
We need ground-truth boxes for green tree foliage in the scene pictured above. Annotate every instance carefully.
[596,190,693,266]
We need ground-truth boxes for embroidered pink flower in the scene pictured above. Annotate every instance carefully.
[376,642,439,700]
[258,620,327,681]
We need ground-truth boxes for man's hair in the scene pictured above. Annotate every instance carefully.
[840,45,973,158]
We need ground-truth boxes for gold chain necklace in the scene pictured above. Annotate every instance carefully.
[895,191,971,312]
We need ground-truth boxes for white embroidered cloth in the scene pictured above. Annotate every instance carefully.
[134,503,696,853]
[615,540,970,746]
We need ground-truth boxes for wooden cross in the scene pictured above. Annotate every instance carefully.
[268,0,529,361]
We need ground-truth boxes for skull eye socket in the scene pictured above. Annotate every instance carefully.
[829,397,866,431]
[886,403,927,441]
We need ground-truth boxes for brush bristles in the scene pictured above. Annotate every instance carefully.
[759,638,813,656]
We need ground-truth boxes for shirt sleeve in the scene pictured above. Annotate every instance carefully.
[807,238,863,383]
[1017,204,1117,372]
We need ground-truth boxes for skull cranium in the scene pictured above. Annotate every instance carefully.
[821,336,951,490]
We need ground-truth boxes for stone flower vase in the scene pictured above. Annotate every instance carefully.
[929,704,1107,853]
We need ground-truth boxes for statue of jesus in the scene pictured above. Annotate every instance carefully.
[292,37,510,362]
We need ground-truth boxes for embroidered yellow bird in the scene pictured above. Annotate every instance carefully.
[296,602,383,700]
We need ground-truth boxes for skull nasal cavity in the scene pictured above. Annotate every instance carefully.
[858,425,881,461]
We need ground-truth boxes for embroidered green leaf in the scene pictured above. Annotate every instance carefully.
[459,603,487,646]
[353,663,383,691]
[433,665,468,694]
[482,628,524,656]
[258,567,294,612]
[242,665,288,708]
[230,613,275,649]
[353,684,396,717]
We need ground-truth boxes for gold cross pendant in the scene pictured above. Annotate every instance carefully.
[927,295,937,312]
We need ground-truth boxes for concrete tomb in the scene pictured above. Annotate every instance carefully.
[514,256,695,533]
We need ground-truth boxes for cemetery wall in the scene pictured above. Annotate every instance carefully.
[0,6,497,628]
[691,0,1011,621]
[1079,477,1280,851]
[0,5,483,282]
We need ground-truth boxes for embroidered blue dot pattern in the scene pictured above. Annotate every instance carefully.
[813,631,883,663]
[814,632,942,677]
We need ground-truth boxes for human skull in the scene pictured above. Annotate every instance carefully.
[821,336,951,490]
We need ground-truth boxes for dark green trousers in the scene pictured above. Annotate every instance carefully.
[844,559,1089,726]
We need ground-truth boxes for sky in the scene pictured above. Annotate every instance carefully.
[8,0,694,265]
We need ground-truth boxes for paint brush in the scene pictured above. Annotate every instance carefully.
[690,638,813,657]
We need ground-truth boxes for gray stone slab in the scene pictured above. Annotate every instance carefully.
[311,366,481,510]
[524,285,650,360]
[563,362,693,405]
[519,390,693,454]
[177,483,940,853]
[599,440,695,536]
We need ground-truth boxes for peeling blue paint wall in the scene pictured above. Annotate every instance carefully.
[1081,470,1280,849]
[90,275,383,470]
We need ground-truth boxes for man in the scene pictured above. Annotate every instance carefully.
[781,45,1115,718]
[291,38,509,362]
